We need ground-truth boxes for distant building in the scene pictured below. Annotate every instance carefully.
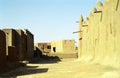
[49,39,77,58]
[35,43,51,54]
[35,40,77,58]
[51,39,75,53]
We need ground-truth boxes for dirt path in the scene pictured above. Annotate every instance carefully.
[0,59,120,78]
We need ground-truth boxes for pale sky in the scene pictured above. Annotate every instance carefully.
[0,0,104,44]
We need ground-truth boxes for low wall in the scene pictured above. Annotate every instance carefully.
[48,52,78,59]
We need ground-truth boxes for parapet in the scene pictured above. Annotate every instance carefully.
[80,15,84,22]
[97,1,103,7]
[97,1,103,11]
[91,7,97,13]
[24,29,34,36]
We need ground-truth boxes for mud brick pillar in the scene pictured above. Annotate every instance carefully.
[0,30,7,73]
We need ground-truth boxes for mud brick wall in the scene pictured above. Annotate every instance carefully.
[51,40,75,53]
[3,29,27,61]
[8,46,18,62]
[24,29,34,61]
[0,30,7,72]
[15,30,27,61]
[35,43,51,53]
[3,29,16,56]
[48,53,78,58]
[78,0,120,68]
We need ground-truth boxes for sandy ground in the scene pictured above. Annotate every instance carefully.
[0,59,120,78]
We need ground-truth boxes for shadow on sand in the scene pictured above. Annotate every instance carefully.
[0,55,61,78]
[0,48,62,78]
[0,65,48,78]
[32,55,62,64]
[33,47,62,64]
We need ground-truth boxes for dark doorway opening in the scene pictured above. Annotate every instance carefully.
[53,47,56,52]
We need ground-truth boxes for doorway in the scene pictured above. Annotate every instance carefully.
[53,47,56,52]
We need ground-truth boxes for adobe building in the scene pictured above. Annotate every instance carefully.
[3,29,16,56]
[35,43,51,54]
[0,30,7,73]
[3,29,34,62]
[78,0,120,68]
[51,40,75,53]
[24,29,34,61]
[49,39,77,58]
[3,29,24,61]
[0,29,34,73]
